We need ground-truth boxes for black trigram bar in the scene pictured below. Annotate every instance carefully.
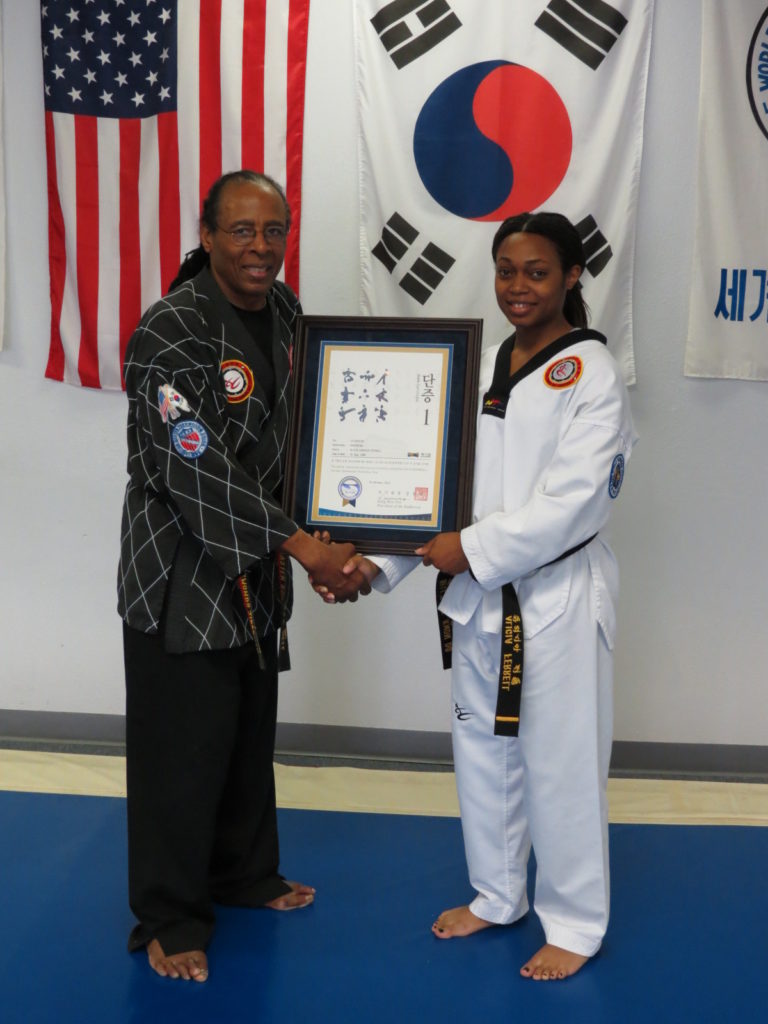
[535,0,627,70]
[371,0,461,70]
[372,212,420,273]
[400,242,456,304]
[576,214,613,276]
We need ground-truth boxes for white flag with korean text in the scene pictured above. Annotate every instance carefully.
[0,7,5,352]
[684,2,768,380]
[354,0,655,384]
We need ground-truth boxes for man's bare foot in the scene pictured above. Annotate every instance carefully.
[520,943,589,980]
[431,905,495,939]
[265,880,315,911]
[147,938,208,982]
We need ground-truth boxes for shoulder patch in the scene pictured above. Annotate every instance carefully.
[221,359,255,403]
[608,454,625,498]
[172,420,209,459]
[543,355,583,390]
[157,383,191,423]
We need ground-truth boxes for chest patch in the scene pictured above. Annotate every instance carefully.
[172,420,209,459]
[543,355,583,390]
[482,396,504,413]
[157,383,191,423]
[608,454,625,498]
[221,359,255,403]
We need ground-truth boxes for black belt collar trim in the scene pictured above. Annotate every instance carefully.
[482,328,606,419]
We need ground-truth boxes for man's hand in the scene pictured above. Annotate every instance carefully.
[306,540,359,594]
[415,532,470,575]
[308,533,379,603]
[312,554,380,604]
[281,529,377,603]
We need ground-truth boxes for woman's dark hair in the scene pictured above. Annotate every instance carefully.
[167,170,291,292]
[491,212,589,329]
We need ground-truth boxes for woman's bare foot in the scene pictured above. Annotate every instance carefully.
[265,880,315,911]
[147,938,208,982]
[431,905,496,939]
[520,943,589,980]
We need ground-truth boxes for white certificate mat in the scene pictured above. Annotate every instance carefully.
[309,343,450,528]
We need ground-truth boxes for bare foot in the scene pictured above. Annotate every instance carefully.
[147,938,208,982]
[520,943,589,981]
[431,905,495,939]
[265,880,315,911]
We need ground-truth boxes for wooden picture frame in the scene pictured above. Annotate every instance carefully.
[283,315,482,554]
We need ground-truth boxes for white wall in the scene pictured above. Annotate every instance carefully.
[1,1,766,746]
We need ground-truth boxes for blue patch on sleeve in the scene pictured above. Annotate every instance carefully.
[171,420,209,460]
[608,454,625,499]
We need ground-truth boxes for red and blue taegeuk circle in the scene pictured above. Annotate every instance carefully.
[413,60,572,220]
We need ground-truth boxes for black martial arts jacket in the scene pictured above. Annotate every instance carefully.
[117,266,300,653]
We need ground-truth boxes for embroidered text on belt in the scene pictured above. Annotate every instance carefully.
[237,551,291,672]
[436,534,596,737]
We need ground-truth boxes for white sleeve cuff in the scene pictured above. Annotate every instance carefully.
[368,554,420,592]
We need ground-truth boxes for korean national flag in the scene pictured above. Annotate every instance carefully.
[355,0,656,383]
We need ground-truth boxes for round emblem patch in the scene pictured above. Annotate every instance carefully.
[172,420,209,459]
[747,8,768,141]
[543,355,583,389]
[338,475,363,507]
[221,359,255,403]
[608,453,625,499]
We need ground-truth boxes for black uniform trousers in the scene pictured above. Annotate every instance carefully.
[123,623,291,955]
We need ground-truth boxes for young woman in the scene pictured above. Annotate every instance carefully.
[327,211,636,981]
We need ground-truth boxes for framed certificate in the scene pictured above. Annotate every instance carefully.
[283,315,482,554]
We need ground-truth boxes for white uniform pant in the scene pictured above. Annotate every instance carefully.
[451,563,613,957]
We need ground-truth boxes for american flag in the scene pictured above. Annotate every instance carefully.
[41,0,310,389]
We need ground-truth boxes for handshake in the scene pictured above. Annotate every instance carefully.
[307,531,379,604]
[281,526,470,604]
[279,527,379,604]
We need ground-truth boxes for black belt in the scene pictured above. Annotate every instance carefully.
[436,534,596,736]
[237,551,291,672]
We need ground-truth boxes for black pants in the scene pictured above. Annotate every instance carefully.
[123,624,291,955]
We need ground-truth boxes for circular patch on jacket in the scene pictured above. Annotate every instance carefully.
[172,420,209,459]
[221,359,255,403]
[608,453,625,498]
[543,355,583,389]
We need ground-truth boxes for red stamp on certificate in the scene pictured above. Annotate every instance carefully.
[414,487,429,501]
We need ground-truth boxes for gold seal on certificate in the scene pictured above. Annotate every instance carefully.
[284,316,482,554]
[338,475,363,506]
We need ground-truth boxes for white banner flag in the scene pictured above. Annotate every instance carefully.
[685,3,768,380]
[0,7,5,353]
[354,0,655,384]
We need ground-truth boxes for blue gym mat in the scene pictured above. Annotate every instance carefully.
[1,791,765,1023]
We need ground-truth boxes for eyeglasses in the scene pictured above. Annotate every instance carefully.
[216,224,287,247]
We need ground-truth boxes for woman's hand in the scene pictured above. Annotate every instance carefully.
[415,533,470,575]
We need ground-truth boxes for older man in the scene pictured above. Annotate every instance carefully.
[118,170,367,981]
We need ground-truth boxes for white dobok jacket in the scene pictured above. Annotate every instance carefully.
[373,328,637,652]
